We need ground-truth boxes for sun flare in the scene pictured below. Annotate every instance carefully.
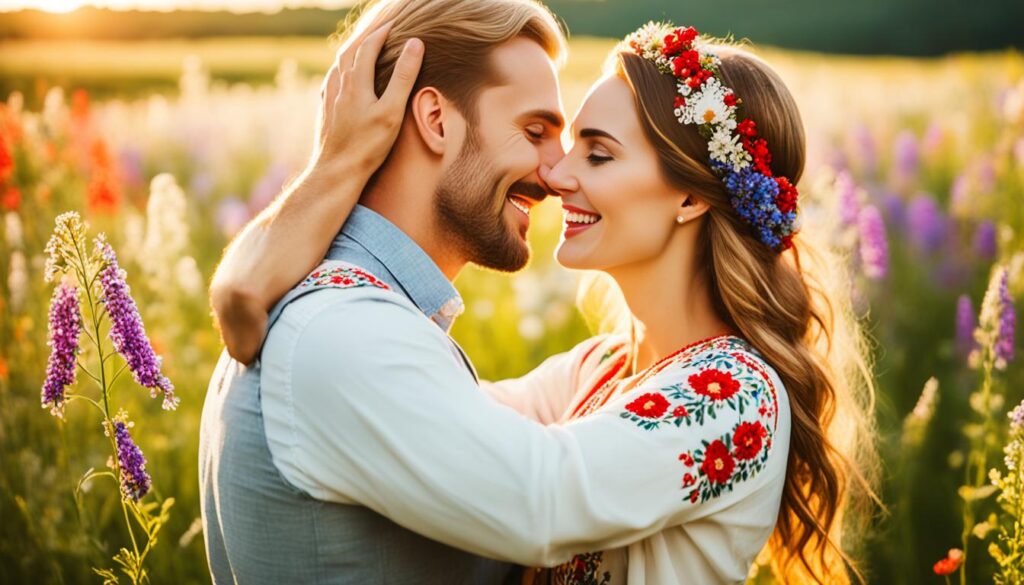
[35,0,88,13]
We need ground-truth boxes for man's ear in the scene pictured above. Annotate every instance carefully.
[410,87,450,156]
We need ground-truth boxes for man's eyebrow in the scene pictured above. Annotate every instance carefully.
[579,128,622,146]
[521,109,565,130]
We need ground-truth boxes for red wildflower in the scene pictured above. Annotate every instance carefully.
[674,96,686,109]
[625,392,670,418]
[724,93,738,107]
[86,139,120,214]
[932,549,963,575]
[732,421,766,460]
[1,186,20,211]
[688,368,741,401]
[700,440,735,484]
[71,89,91,126]
[0,135,12,183]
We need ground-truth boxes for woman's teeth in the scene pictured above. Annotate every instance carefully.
[509,197,530,216]
[565,211,600,224]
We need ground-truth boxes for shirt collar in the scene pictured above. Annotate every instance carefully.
[331,205,464,332]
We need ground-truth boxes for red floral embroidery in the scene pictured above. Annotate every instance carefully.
[625,392,670,418]
[682,473,696,487]
[733,421,766,460]
[672,405,689,418]
[688,368,740,401]
[300,263,391,291]
[700,440,735,484]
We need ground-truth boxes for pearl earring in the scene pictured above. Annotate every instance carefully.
[676,215,686,224]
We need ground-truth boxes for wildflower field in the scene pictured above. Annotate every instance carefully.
[0,36,1022,584]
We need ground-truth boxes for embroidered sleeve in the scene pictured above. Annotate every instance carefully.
[613,347,780,506]
[291,300,788,568]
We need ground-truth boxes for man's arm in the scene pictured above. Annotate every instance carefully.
[209,23,424,364]
[277,291,785,567]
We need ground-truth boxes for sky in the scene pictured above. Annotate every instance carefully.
[0,0,357,12]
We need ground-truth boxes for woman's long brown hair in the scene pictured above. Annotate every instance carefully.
[598,43,883,583]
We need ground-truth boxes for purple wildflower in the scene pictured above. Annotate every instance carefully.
[109,415,151,501]
[995,269,1016,368]
[956,294,978,358]
[1009,399,1024,432]
[974,220,998,259]
[852,124,877,176]
[41,284,82,418]
[906,194,947,254]
[858,205,888,279]
[892,130,919,181]
[835,170,861,227]
[96,240,178,410]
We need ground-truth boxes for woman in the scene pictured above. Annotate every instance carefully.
[212,21,877,584]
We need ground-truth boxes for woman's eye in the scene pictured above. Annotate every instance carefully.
[586,153,613,166]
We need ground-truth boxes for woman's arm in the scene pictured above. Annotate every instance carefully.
[209,23,424,364]
[480,336,609,424]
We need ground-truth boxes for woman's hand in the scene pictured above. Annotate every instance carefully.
[209,23,423,365]
[311,21,424,178]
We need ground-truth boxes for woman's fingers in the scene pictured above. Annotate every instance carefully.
[379,38,424,113]
[353,21,395,89]
[339,19,391,72]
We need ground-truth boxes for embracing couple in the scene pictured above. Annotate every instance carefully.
[198,0,876,583]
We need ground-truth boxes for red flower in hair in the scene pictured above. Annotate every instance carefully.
[687,368,741,401]
[700,440,735,484]
[723,93,738,107]
[736,118,758,137]
[775,177,799,213]
[625,392,670,418]
[674,96,686,109]
[732,421,767,460]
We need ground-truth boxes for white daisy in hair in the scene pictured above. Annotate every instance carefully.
[708,126,752,172]
[683,77,731,126]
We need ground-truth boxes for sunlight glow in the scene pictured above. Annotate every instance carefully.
[0,1,358,12]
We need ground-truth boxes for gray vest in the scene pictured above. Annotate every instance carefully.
[199,268,515,584]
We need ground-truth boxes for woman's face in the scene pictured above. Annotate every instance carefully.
[548,75,691,271]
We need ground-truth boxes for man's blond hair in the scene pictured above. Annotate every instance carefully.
[334,0,567,122]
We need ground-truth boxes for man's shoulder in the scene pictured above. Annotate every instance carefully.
[263,261,437,362]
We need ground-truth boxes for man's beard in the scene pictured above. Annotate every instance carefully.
[435,129,546,273]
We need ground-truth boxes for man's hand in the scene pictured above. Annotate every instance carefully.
[209,22,423,365]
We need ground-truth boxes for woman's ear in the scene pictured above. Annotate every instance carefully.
[677,193,711,223]
[410,87,449,156]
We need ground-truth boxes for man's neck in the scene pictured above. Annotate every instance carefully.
[358,170,467,282]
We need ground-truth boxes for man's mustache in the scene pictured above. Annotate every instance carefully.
[508,180,552,202]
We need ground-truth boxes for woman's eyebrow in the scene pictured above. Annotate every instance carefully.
[579,128,622,145]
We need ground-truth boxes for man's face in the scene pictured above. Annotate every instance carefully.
[435,37,565,273]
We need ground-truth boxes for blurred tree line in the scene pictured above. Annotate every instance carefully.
[0,0,1021,56]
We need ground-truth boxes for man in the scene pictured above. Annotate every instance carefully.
[199,0,567,582]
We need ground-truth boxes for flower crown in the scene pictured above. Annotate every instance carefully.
[624,22,800,252]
